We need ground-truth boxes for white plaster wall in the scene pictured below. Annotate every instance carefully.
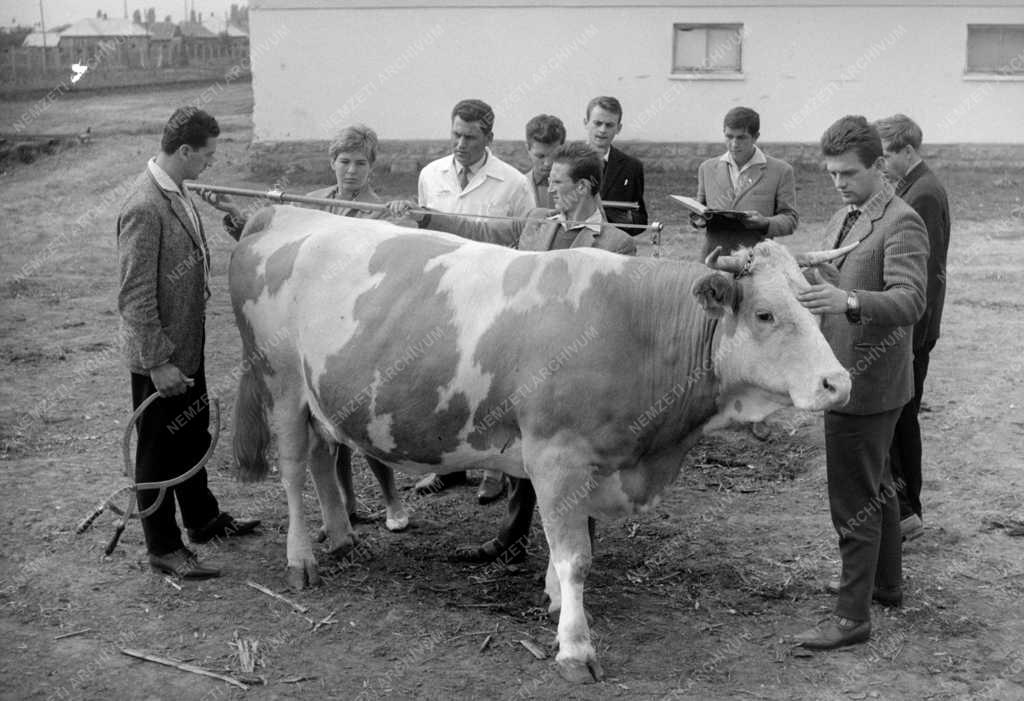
[250,3,1024,144]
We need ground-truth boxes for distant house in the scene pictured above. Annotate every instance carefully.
[148,21,184,67]
[21,32,63,49]
[203,15,250,59]
[178,21,220,63]
[58,18,151,69]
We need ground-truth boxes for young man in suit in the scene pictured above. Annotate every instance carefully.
[583,96,648,233]
[388,143,636,564]
[117,107,260,579]
[523,114,567,209]
[694,106,799,257]
[793,115,928,649]
[875,114,951,541]
[415,99,536,500]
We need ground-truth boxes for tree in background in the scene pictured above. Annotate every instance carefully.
[189,8,197,23]
[145,8,156,27]
[132,9,142,24]
[0,25,32,51]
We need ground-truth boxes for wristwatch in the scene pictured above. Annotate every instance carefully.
[845,290,861,322]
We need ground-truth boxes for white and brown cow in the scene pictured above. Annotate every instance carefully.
[228,205,852,683]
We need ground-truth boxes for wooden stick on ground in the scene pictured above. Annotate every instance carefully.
[244,580,309,614]
[121,648,249,690]
[54,628,93,640]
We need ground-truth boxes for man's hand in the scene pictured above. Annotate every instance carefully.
[384,200,425,223]
[797,273,848,315]
[149,363,194,397]
[197,188,244,221]
[741,211,769,230]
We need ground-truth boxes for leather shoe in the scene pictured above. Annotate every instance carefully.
[792,615,870,650]
[188,512,261,544]
[413,471,467,495]
[452,538,527,565]
[476,472,507,505]
[825,579,903,608]
[149,548,221,579]
[901,514,924,542]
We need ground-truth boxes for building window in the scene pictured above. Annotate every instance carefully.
[672,23,744,74]
[966,24,1024,74]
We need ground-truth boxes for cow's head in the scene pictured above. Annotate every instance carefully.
[692,240,852,427]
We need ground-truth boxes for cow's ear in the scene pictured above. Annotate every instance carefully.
[692,273,742,317]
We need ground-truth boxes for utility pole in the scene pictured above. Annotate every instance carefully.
[39,0,46,73]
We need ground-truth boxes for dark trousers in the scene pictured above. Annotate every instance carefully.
[826,408,902,622]
[888,340,934,520]
[130,363,219,556]
[495,477,595,551]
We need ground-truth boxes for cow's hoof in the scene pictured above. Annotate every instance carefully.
[556,657,604,684]
[385,513,410,532]
[326,532,359,559]
[286,562,321,590]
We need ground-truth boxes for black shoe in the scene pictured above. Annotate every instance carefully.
[413,471,468,495]
[476,473,507,505]
[149,548,221,579]
[452,538,527,565]
[792,615,871,650]
[188,512,261,544]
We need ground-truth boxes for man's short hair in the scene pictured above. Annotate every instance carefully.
[820,115,883,168]
[874,114,923,153]
[451,99,495,135]
[723,106,760,138]
[161,106,219,154]
[585,96,623,122]
[329,124,379,163]
[552,142,603,195]
[525,114,566,145]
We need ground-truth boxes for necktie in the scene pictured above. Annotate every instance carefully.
[458,166,470,191]
[835,210,861,247]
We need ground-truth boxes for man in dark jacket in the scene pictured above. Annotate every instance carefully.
[583,96,648,233]
[875,114,951,540]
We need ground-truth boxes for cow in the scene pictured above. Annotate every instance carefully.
[228,204,853,683]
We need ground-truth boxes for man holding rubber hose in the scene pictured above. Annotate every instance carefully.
[117,106,259,580]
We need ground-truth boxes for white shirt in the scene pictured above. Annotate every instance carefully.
[147,158,209,291]
[418,148,535,218]
[719,145,767,192]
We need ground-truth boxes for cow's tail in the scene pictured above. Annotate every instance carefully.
[233,365,272,482]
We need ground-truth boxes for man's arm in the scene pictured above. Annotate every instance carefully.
[765,163,799,238]
[117,204,176,371]
[856,209,929,327]
[415,207,524,247]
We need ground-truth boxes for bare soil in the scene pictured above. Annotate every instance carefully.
[2,83,1023,701]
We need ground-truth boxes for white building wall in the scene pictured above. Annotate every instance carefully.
[250,1,1024,144]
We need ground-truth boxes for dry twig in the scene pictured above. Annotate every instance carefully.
[121,648,249,689]
[245,580,309,614]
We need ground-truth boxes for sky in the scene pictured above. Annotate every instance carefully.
[5,0,240,29]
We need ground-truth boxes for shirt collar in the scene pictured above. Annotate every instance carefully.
[720,145,766,171]
[550,204,605,232]
[148,158,183,195]
[454,149,488,176]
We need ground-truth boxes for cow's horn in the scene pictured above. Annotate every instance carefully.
[704,245,747,274]
[795,241,859,267]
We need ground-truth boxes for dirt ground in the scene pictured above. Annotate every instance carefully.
[2,82,1024,701]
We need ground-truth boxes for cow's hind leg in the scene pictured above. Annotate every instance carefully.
[276,403,320,590]
[310,436,358,558]
[366,457,409,532]
[527,439,603,684]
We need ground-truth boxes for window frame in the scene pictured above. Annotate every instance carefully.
[965,23,1024,77]
[671,22,745,79]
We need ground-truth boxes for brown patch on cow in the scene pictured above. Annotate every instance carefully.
[537,257,571,298]
[502,255,540,297]
[266,236,309,296]
[316,234,471,464]
[733,399,743,413]
[240,206,276,238]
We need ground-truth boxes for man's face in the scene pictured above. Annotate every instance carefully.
[548,161,586,213]
[880,140,912,182]
[451,116,491,167]
[584,106,622,152]
[526,140,561,182]
[724,126,757,166]
[182,137,217,180]
[332,149,373,193]
[825,150,885,207]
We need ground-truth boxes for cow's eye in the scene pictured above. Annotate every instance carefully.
[755,311,775,323]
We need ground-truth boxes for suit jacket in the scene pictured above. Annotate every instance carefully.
[423,206,637,255]
[306,183,383,217]
[820,185,928,415]
[117,170,211,376]
[697,152,798,255]
[895,161,949,351]
[601,146,648,232]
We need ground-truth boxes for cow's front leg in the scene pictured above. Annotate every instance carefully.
[366,457,409,532]
[277,410,319,589]
[529,441,603,684]
[310,437,358,558]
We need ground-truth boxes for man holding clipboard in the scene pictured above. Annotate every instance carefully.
[689,107,799,257]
